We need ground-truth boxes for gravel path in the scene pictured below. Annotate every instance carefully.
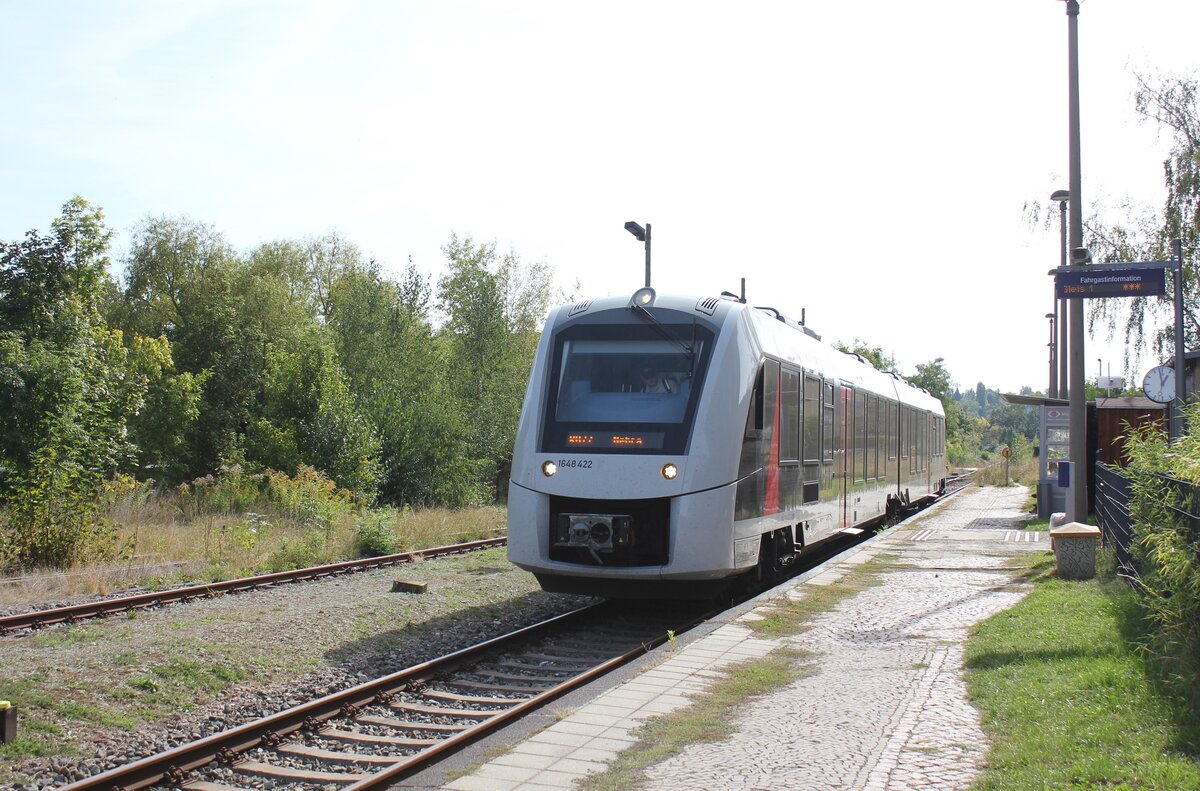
[0,547,593,789]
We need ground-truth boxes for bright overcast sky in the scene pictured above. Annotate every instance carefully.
[4,1,1198,394]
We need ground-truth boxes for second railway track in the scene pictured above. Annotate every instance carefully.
[0,537,507,635]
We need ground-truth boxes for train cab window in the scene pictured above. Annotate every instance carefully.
[541,320,714,454]
[821,382,835,462]
[780,369,800,463]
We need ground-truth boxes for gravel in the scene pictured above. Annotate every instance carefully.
[0,547,594,789]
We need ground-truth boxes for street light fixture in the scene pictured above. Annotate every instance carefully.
[625,221,652,288]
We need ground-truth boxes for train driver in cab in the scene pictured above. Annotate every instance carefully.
[639,362,675,394]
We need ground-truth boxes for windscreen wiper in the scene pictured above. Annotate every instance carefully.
[630,303,695,362]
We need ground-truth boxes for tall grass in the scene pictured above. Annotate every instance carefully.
[0,466,507,607]
[972,455,1039,488]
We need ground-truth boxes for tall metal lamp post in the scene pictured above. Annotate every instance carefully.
[1063,0,1088,522]
[1051,189,1070,399]
[625,221,651,287]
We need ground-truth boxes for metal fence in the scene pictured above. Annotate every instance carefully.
[1094,463,1136,576]
[1095,461,1200,579]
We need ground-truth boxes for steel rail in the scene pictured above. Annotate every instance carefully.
[60,601,615,791]
[0,537,506,634]
[345,621,686,789]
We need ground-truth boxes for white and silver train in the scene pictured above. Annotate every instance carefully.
[507,288,947,598]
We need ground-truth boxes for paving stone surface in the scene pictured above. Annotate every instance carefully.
[444,485,1041,791]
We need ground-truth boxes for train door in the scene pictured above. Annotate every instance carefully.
[839,386,853,529]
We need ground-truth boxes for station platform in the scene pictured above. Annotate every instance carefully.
[434,485,1043,791]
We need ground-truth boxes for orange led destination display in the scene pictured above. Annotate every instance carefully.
[565,432,665,449]
[611,435,645,446]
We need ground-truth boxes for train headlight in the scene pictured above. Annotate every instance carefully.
[630,287,656,308]
[542,460,557,477]
[661,463,679,480]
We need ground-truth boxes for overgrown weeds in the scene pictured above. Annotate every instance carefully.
[0,465,507,605]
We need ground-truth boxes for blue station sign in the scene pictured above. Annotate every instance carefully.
[1055,266,1166,299]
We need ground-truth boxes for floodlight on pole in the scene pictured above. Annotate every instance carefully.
[625,221,652,287]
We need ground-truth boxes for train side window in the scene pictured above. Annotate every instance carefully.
[821,381,835,462]
[803,375,821,465]
[780,368,800,463]
[854,391,866,483]
[802,375,820,500]
[920,414,928,471]
[868,395,878,480]
[752,365,765,431]
[737,362,765,486]
[888,401,898,461]
[763,360,779,448]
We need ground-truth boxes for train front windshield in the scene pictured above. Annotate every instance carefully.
[541,322,713,454]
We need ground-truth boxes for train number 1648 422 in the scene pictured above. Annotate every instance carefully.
[557,459,593,469]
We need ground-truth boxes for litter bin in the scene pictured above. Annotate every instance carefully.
[0,701,14,744]
[1049,522,1101,580]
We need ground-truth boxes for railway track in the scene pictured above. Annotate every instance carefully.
[0,537,506,635]
[28,486,968,789]
[60,600,710,790]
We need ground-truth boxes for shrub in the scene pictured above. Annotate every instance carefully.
[264,465,353,530]
[1122,404,1200,705]
[266,530,329,571]
[1,436,127,569]
[354,510,398,557]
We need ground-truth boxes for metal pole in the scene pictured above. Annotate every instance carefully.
[1065,0,1087,522]
[1048,313,1057,398]
[644,223,652,288]
[1173,236,1184,440]
[1059,199,1069,398]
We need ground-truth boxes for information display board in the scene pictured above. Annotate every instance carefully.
[1056,267,1166,299]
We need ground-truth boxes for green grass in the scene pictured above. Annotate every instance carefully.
[966,554,1200,790]
[579,651,813,791]
[30,625,105,648]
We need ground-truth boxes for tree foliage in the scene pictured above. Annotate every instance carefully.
[1087,72,1200,366]
[834,338,897,371]
[437,235,551,498]
[0,198,136,566]
[2,199,555,567]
